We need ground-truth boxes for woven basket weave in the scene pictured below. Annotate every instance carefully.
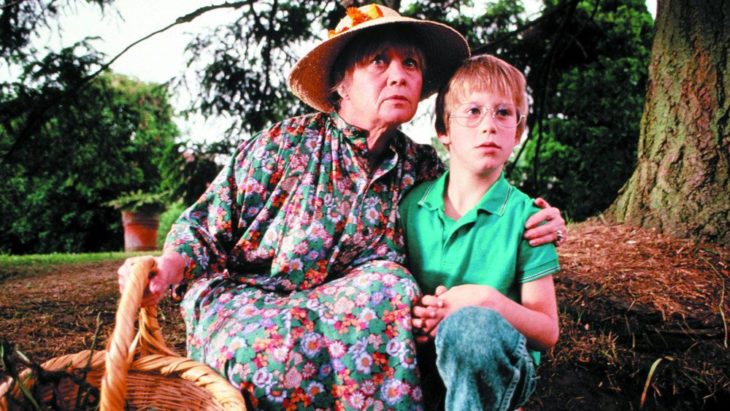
[0,256,247,410]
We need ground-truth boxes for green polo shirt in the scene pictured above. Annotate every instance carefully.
[399,172,560,363]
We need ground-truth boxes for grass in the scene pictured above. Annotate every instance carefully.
[0,251,160,282]
[0,251,157,267]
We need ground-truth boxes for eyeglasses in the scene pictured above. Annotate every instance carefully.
[448,103,524,129]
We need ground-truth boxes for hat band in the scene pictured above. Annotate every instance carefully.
[328,5,385,38]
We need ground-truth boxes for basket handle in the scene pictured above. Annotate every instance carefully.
[100,256,175,410]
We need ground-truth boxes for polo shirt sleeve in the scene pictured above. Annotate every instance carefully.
[516,204,560,284]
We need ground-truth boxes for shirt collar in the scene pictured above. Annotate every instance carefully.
[418,172,448,211]
[330,112,368,141]
[474,173,512,216]
[418,171,512,216]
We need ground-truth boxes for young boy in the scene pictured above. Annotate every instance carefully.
[399,54,560,410]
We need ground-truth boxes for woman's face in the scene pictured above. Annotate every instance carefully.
[337,45,423,132]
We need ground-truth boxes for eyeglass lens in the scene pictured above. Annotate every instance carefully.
[450,104,521,129]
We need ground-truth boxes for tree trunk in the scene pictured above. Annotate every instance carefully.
[608,0,730,246]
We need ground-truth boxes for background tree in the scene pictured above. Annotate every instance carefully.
[497,0,653,221]
[183,0,531,139]
[0,61,180,253]
[0,0,114,157]
[0,0,111,60]
[608,0,729,246]
[0,0,656,252]
[184,0,652,222]
[0,1,195,254]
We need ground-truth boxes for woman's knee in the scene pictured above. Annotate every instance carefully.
[346,260,421,300]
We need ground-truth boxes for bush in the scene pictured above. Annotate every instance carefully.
[156,201,187,249]
[0,70,181,253]
[506,0,653,221]
[106,190,170,214]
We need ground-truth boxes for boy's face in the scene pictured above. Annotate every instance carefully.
[438,90,522,178]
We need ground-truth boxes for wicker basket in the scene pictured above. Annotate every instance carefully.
[0,256,247,410]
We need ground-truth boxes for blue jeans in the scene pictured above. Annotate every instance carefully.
[421,306,537,411]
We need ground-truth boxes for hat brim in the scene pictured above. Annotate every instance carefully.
[289,16,470,113]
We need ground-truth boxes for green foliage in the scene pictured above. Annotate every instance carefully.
[0,0,112,60]
[181,0,651,221]
[156,201,187,249]
[505,0,653,221]
[106,190,170,214]
[165,142,225,206]
[0,0,654,252]
[181,0,531,139]
[183,0,337,136]
[0,49,181,253]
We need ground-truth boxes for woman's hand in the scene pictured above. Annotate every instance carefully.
[524,197,567,247]
[117,252,185,307]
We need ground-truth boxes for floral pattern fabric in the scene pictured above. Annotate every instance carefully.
[166,112,443,410]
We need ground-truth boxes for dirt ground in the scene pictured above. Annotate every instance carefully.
[1,219,728,410]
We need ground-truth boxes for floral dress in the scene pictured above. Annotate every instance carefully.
[166,112,443,410]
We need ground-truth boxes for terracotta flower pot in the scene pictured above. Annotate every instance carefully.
[122,211,160,252]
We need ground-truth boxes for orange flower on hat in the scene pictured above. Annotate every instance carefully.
[328,4,384,38]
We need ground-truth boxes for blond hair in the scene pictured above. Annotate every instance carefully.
[435,54,528,137]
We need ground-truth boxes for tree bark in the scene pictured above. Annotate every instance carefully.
[608,0,730,246]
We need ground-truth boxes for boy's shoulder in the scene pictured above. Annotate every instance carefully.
[497,179,543,221]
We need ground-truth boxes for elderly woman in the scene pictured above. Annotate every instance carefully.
[118,4,565,409]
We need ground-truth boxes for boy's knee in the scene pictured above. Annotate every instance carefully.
[435,307,535,410]
[439,306,504,338]
[436,307,518,363]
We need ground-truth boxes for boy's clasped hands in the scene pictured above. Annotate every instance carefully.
[412,284,504,343]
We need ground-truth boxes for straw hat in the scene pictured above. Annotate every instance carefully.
[288,4,470,113]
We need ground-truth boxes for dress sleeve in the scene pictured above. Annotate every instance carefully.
[164,129,283,283]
